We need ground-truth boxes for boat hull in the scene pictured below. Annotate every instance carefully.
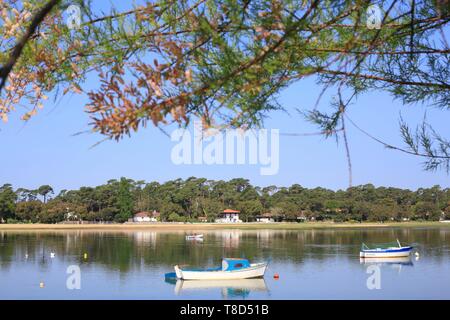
[175,278,268,292]
[186,235,204,240]
[359,246,413,258]
[174,263,267,280]
[359,256,413,265]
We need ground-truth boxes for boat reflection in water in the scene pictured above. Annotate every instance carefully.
[166,278,269,299]
[360,256,414,273]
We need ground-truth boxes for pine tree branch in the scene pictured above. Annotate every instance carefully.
[0,0,61,94]
[317,70,450,89]
[345,113,450,160]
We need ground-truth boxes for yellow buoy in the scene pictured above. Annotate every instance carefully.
[39,282,45,288]
[83,253,88,259]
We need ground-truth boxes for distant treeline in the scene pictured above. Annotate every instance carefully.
[0,178,449,223]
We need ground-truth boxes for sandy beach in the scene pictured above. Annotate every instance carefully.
[0,221,448,231]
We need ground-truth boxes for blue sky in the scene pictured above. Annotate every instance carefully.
[0,2,448,192]
[1,74,448,192]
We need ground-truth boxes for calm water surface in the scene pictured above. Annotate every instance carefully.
[1,227,449,299]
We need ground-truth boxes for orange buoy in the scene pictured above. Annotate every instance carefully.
[274,273,279,279]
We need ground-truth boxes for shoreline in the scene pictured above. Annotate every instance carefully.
[0,221,448,231]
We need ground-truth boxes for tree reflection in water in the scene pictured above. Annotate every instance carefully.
[0,228,448,274]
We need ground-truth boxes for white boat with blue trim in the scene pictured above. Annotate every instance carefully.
[360,239,413,258]
[167,258,268,280]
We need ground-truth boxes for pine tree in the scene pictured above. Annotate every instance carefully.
[116,178,134,223]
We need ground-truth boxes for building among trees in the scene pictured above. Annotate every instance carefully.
[133,210,160,222]
[216,209,242,223]
[256,213,276,223]
[1,179,449,224]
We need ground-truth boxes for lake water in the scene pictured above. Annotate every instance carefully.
[1,227,449,299]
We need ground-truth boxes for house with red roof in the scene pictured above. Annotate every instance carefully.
[215,209,242,223]
[133,210,160,222]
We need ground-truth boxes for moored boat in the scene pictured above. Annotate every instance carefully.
[360,239,413,258]
[168,258,268,280]
[186,234,204,240]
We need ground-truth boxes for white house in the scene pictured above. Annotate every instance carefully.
[215,209,242,223]
[256,213,275,223]
[133,210,160,222]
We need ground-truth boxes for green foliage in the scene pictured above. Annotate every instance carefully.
[400,116,450,172]
[37,185,54,203]
[2,177,449,223]
[0,184,17,223]
[160,202,184,221]
[414,201,441,221]
[15,200,43,223]
[97,207,118,222]
[444,204,450,220]
[39,200,67,223]
[237,200,263,222]
[116,177,134,222]
[168,212,185,222]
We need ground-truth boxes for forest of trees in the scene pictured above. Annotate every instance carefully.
[0,178,449,224]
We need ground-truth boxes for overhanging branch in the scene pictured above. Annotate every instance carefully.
[0,0,61,93]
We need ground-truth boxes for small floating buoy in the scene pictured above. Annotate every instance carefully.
[50,252,55,258]
[39,282,45,288]
[274,273,279,279]
[83,253,88,260]
[25,254,28,259]
[415,252,420,257]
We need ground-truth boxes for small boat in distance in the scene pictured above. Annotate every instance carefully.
[166,258,268,280]
[186,233,204,240]
[360,239,413,258]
